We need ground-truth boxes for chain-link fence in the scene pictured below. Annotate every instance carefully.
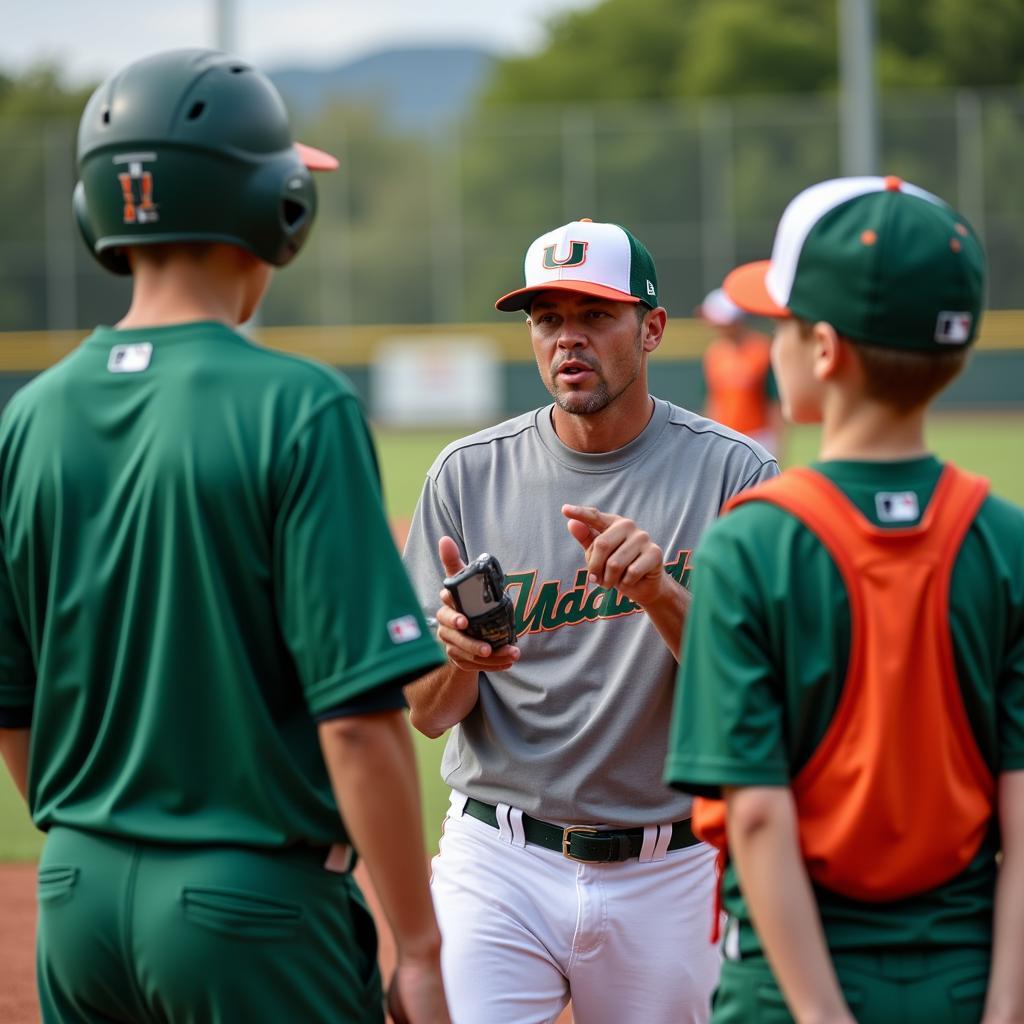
[1,86,1022,332]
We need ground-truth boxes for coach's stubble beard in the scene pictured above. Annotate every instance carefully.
[544,330,643,417]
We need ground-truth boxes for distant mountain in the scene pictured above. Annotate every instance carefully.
[269,46,497,131]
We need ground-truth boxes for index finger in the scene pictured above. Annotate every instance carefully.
[561,504,615,530]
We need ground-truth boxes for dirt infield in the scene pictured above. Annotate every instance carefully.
[0,861,571,1023]
[390,517,411,551]
[0,863,39,1024]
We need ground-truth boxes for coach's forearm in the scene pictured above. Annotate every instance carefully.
[318,711,442,960]
[725,786,856,1024]
[0,727,30,802]
[404,662,479,739]
[636,575,691,662]
[982,770,1024,1024]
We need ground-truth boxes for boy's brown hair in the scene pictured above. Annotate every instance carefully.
[851,341,969,407]
[794,315,970,407]
[797,318,969,408]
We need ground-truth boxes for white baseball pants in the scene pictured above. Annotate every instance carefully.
[431,791,722,1024]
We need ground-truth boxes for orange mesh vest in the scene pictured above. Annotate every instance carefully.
[703,334,772,436]
[692,464,994,937]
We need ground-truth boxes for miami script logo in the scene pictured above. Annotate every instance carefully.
[506,549,692,637]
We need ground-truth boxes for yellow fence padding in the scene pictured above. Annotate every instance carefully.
[0,311,1020,373]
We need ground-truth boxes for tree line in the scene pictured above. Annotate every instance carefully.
[1,0,1022,332]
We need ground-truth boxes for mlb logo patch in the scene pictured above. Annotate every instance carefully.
[107,343,153,373]
[934,311,972,345]
[875,491,920,523]
[387,615,422,644]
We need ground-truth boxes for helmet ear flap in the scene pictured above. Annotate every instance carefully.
[74,180,130,276]
[275,163,318,266]
[242,157,318,267]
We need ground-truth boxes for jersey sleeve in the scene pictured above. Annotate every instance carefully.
[664,510,790,796]
[999,643,1024,773]
[998,597,1024,772]
[273,396,445,717]
[314,684,407,721]
[978,494,1024,774]
[733,450,780,498]
[401,472,465,623]
[0,533,34,727]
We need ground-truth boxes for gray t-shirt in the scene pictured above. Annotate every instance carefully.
[403,398,778,826]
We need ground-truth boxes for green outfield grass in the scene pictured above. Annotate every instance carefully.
[2,410,1022,861]
[786,413,1024,505]
[379,411,1024,510]
[0,777,36,860]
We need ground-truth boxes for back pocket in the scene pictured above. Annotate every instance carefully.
[181,886,303,940]
[948,974,987,1022]
[37,866,79,906]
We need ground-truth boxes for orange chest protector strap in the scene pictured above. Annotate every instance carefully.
[692,465,992,939]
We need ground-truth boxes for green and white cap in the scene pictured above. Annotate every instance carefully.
[495,219,659,312]
[723,176,986,352]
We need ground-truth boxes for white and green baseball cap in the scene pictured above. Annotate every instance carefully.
[724,176,986,352]
[495,219,659,312]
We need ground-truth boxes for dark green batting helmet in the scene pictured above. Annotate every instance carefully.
[74,48,338,275]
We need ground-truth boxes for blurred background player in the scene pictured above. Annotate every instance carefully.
[0,49,449,1024]
[698,287,783,458]
[666,176,1024,1024]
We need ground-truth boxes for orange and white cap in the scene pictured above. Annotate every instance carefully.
[496,219,659,312]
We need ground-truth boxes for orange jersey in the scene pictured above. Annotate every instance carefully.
[702,332,773,436]
[693,464,994,924]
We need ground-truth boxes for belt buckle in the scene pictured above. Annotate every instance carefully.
[562,825,599,862]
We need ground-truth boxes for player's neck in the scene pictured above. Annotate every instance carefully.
[117,247,263,330]
[817,388,929,461]
[551,390,655,454]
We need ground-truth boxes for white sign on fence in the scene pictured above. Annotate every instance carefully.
[371,335,501,426]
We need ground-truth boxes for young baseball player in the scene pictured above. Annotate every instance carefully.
[666,176,1024,1024]
[0,49,450,1024]
[402,218,779,1023]
[698,287,783,456]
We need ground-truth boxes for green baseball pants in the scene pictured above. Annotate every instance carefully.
[711,947,990,1024]
[36,826,383,1024]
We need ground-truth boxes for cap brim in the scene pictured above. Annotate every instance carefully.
[495,280,641,312]
[722,260,791,318]
[295,141,339,172]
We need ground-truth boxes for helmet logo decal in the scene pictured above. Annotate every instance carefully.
[542,240,588,269]
[114,152,159,225]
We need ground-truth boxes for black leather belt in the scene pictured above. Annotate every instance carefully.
[463,797,700,863]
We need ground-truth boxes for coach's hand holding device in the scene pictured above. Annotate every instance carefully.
[434,537,520,672]
[443,552,517,649]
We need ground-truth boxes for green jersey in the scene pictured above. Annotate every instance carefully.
[666,456,1024,955]
[0,321,444,849]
